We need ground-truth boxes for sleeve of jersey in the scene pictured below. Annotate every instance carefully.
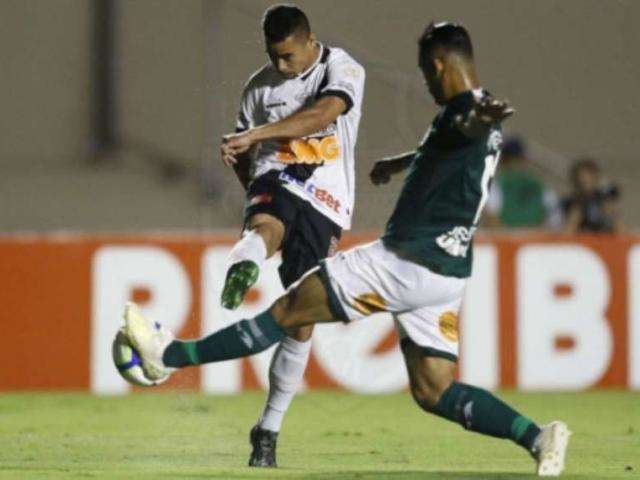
[317,59,365,115]
[235,86,257,133]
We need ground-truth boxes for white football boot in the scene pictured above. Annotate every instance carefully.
[532,421,571,476]
[122,302,175,382]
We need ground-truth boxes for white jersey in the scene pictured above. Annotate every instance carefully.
[235,44,365,230]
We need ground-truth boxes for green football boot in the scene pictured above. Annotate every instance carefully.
[221,260,260,310]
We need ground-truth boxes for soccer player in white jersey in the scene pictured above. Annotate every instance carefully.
[218,4,364,467]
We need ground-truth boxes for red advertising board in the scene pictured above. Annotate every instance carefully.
[1,232,638,392]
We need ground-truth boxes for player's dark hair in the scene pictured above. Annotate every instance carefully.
[418,22,473,66]
[262,4,311,43]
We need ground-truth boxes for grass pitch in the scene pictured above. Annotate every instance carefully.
[0,391,637,479]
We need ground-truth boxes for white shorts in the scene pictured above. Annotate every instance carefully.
[318,240,466,360]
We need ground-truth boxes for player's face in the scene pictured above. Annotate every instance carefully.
[266,33,317,79]
[420,58,445,105]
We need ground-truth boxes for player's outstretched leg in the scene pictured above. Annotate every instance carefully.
[249,326,313,467]
[221,214,284,310]
[401,340,571,477]
[124,271,332,375]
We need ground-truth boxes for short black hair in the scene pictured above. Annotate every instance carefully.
[262,4,310,43]
[418,22,473,66]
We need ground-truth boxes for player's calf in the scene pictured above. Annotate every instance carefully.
[401,340,569,475]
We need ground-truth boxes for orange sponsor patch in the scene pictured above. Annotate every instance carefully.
[352,292,388,315]
[438,311,459,342]
[277,135,340,165]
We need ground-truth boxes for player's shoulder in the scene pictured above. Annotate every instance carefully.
[325,46,365,73]
[243,63,280,93]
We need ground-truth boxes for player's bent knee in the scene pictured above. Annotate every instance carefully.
[246,214,285,256]
[270,293,304,331]
[288,324,314,342]
[270,294,293,325]
[410,382,443,412]
[409,370,455,412]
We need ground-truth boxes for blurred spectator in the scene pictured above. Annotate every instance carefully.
[561,158,622,233]
[485,137,561,229]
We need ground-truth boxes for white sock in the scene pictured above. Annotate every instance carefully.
[227,229,268,267]
[258,336,312,432]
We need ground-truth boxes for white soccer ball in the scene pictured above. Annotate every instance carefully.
[112,330,166,387]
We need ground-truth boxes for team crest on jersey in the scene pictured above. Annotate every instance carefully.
[436,226,476,258]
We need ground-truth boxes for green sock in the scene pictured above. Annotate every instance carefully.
[162,311,285,367]
[434,381,541,451]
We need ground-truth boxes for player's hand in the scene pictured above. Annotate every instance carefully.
[221,131,254,166]
[370,160,393,185]
[474,96,515,125]
[455,96,515,138]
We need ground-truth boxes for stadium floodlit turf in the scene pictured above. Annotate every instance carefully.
[0,391,637,479]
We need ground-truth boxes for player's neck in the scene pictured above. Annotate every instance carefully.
[301,42,322,74]
[442,62,479,103]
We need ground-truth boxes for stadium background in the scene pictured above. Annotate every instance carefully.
[1,0,639,394]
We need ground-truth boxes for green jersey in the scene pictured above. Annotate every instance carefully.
[382,90,502,278]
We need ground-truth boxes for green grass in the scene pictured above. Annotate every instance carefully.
[0,391,637,479]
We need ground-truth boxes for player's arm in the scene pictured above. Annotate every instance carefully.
[222,79,259,191]
[224,57,365,162]
[369,152,416,186]
[455,95,515,138]
[222,96,347,161]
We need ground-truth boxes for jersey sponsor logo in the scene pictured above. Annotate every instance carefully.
[436,226,476,258]
[352,292,388,316]
[438,311,459,342]
[266,101,287,109]
[277,134,340,165]
[279,171,343,214]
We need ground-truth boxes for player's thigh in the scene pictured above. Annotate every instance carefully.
[395,298,463,362]
[243,172,297,255]
[319,239,462,322]
[271,270,335,330]
[277,203,341,341]
[279,201,341,289]
[395,300,462,409]
[245,213,286,256]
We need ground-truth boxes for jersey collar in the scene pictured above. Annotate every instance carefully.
[299,43,328,81]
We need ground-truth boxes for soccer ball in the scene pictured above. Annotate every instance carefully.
[112,330,166,387]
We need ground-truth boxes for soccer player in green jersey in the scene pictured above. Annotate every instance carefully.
[121,22,570,476]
